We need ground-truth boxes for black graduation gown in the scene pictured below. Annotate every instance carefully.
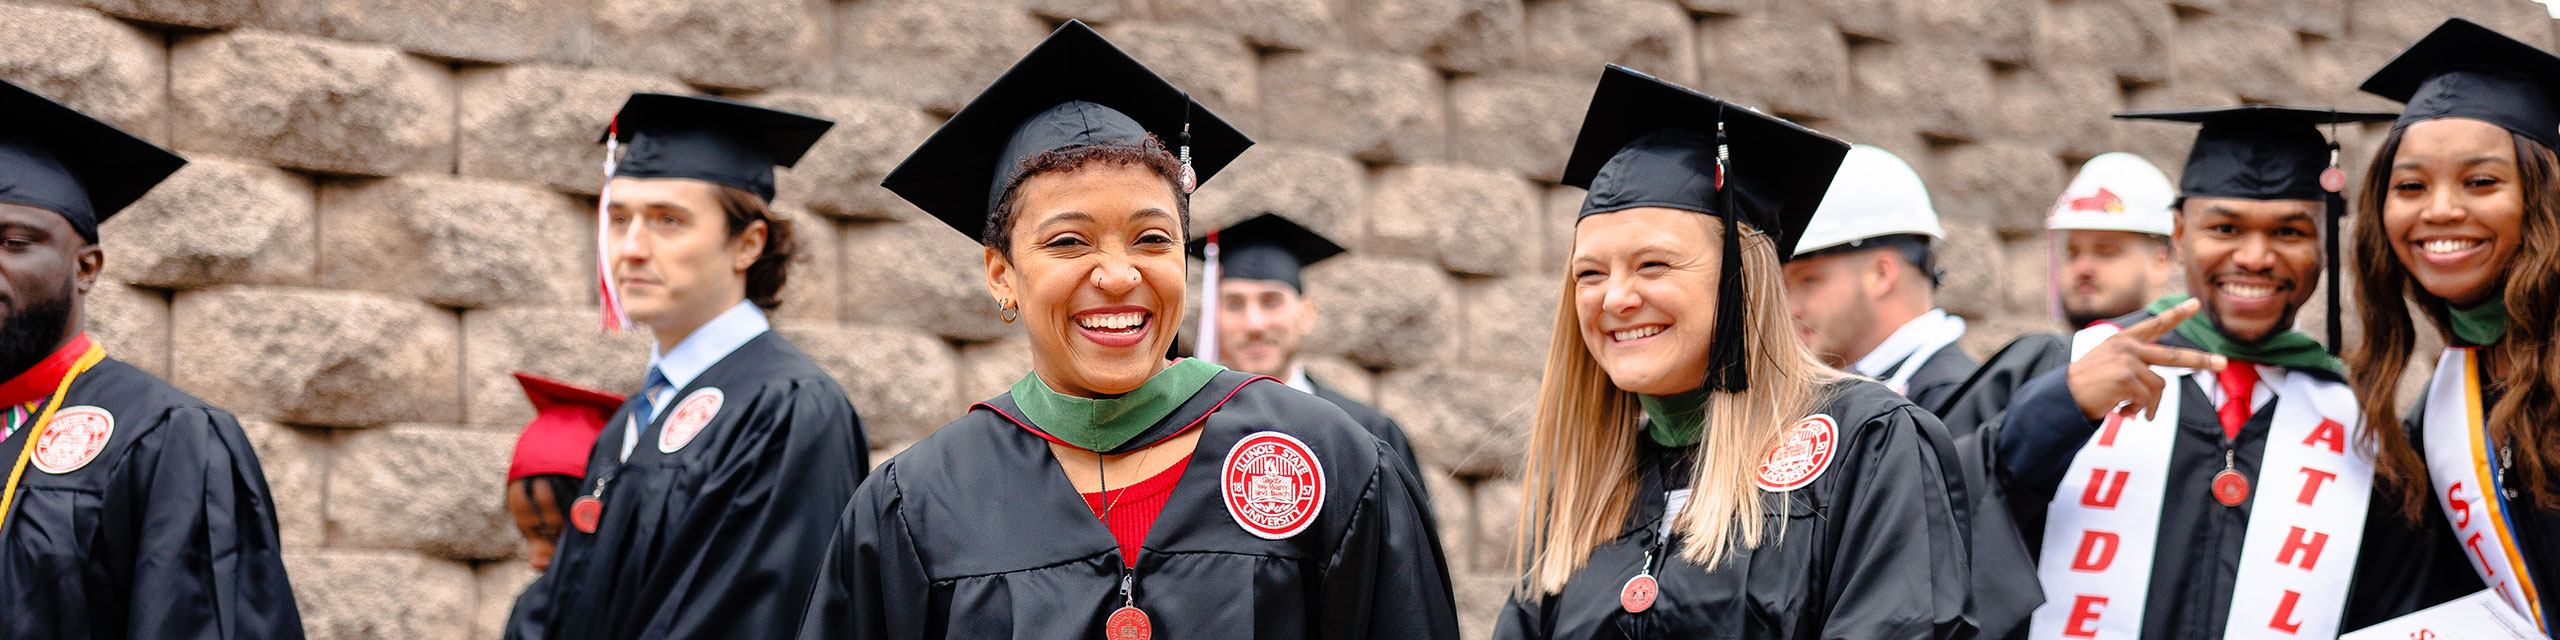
[795,369,1460,639]
[0,357,304,639]
[1495,379,1975,639]
[503,571,555,640]
[1993,318,2445,637]
[538,333,870,640]
[1895,345,1979,416]
[1934,332,2071,436]
[1305,375,1423,483]
[2367,382,2542,629]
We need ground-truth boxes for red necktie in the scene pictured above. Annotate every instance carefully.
[2216,361,2259,440]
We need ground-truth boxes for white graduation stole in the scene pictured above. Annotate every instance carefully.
[2031,325,2374,638]
[2424,347,2551,633]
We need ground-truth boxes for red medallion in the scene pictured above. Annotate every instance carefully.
[1221,431,1326,540]
[2212,469,2250,507]
[1105,606,1152,640]
[1755,415,1838,492]
[1620,574,1659,613]
[570,496,603,533]
[657,388,724,454]
[33,406,114,474]
[2319,167,2347,193]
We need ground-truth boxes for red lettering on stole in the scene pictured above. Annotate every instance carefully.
[2277,527,2330,570]
[2072,530,2121,571]
[2465,532,2498,577]
[2065,595,2109,637]
[2303,418,2348,454]
[2269,590,2307,634]
[2448,483,2473,529]
[2082,469,2130,508]
[2096,413,2127,447]
[2295,468,2338,505]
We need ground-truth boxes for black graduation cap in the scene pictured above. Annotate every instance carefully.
[2361,18,2560,152]
[1560,64,1851,392]
[2116,105,2396,355]
[601,93,834,203]
[0,80,187,243]
[1187,213,1345,291]
[880,20,1252,244]
[2114,105,2396,202]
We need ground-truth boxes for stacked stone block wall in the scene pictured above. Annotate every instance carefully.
[6,0,2549,636]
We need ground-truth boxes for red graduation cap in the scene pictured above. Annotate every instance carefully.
[506,371,624,482]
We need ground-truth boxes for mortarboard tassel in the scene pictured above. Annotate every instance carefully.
[1703,113,1750,392]
[1197,230,1221,365]
[1177,102,1198,194]
[2323,134,2346,356]
[597,119,631,333]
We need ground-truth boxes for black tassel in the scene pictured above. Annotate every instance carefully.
[2325,191,2344,356]
[1703,117,1750,392]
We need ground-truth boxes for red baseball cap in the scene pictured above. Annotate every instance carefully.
[506,371,625,482]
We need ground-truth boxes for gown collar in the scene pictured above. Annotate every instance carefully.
[1006,358,1229,453]
[0,333,92,409]
[647,300,769,391]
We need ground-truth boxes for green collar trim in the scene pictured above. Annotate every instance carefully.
[1639,386,1711,448]
[1009,358,1225,453]
[2450,299,2510,346]
[2143,295,2343,374]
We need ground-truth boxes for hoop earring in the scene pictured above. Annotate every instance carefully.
[1000,300,1019,324]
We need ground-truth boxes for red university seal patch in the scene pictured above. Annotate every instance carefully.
[1221,431,1325,540]
[1755,414,1838,492]
[657,388,724,454]
[34,406,114,474]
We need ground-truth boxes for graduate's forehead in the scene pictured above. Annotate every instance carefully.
[1572,208,1712,259]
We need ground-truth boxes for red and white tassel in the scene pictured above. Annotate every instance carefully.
[596,120,630,333]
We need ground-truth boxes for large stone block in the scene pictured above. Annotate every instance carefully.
[238,419,328,548]
[0,3,165,141]
[777,323,962,448]
[457,65,689,195]
[1697,15,1852,122]
[459,306,650,427]
[1897,0,2037,63]
[103,158,316,290]
[590,0,828,91]
[1460,277,1561,374]
[2169,15,2302,103]
[170,30,453,177]
[1153,0,1338,50]
[2298,37,2409,114]
[35,0,254,29]
[1455,570,1518,640]
[1347,0,1525,73]
[1540,186,1584,274]
[1378,368,1537,478]
[1921,141,2065,236]
[842,221,1010,342]
[2257,0,2345,40]
[1189,146,1366,245]
[318,175,588,310]
[753,92,939,221]
[1848,42,1994,143]
[836,0,1049,113]
[172,287,460,427]
[286,550,476,640]
[1985,63,2126,156]
[87,283,169,376]
[1460,478,1523,571]
[2346,0,2553,51]
[328,425,517,561]
[1096,22,1258,132]
[1997,235,2054,327]
[1768,0,1901,41]
[2035,0,2173,85]
[1367,164,1541,276]
[956,336,1030,410]
[1259,51,1444,164]
[259,0,587,64]
[1933,219,2014,319]
[1300,355,1374,403]
[474,562,538,640]
[765,209,844,326]
[1448,74,1588,181]
[1524,0,1696,82]
[1302,256,1457,370]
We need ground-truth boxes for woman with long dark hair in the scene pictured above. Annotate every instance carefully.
[2348,17,2560,633]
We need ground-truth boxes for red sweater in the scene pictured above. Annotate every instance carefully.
[1080,456,1191,564]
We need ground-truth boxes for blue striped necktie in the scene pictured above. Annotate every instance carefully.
[637,368,671,423]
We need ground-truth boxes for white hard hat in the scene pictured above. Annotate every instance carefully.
[2046,152,2175,236]
[1795,144,1943,257]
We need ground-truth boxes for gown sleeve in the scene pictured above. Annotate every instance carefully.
[796,462,932,640]
[1820,407,1968,639]
[113,407,306,640]
[1995,368,2103,502]
[1492,588,1552,640]
[640,380,870,639]
[1317,440,1463,639]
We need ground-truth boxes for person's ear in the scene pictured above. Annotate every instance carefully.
[730,219,767,274]
[73,244,101,295]
[1864,251,1898,298]
[984,246,1017,310]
